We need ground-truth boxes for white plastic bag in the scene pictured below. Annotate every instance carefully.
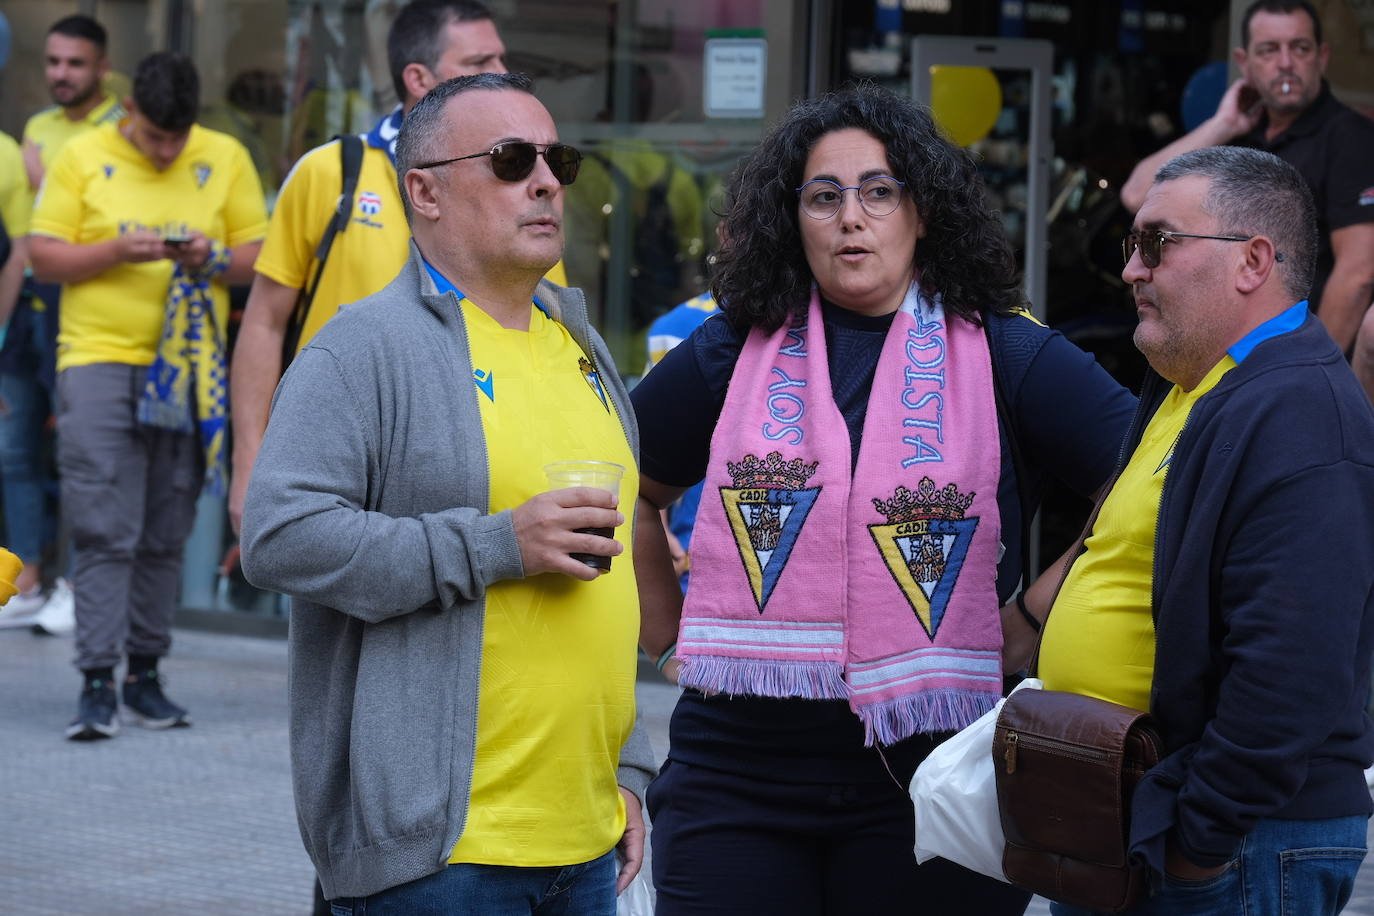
[616,867,656,916]
[616,809,656,916]
[910,677,1042,882]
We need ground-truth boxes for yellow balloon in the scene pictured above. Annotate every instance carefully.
[929,66,1003,147]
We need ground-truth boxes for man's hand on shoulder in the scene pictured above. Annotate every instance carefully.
[1212,78,1264,140]
[512,488,624,581]
[615,786,645,893]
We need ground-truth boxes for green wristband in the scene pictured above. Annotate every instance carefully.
[654,642,677,672]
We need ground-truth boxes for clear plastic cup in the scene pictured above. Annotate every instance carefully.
[543,461,625,570]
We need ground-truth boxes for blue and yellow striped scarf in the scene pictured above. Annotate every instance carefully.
[137,243,231,495]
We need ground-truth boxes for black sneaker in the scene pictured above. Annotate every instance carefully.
[121,670,191,729]
[66,679,120,741]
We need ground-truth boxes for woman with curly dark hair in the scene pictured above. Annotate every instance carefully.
[631,84,1135,914]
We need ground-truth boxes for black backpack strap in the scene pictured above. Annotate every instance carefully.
[282,134,365,367]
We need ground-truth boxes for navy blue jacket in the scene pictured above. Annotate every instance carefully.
[1126,314,1374,873]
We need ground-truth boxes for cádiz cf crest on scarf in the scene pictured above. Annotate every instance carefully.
[869,478,979,638]
[720,451,821,612]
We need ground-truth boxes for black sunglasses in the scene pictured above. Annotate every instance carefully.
[1122,229,1258,269]
[413,142,582,185]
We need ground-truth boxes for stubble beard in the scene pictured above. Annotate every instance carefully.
[54,80,100,110]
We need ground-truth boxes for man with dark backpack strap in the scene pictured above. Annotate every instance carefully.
[229,0,566,533]
[277,133,364,363]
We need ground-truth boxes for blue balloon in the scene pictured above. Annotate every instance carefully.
[1181,61,1229,132]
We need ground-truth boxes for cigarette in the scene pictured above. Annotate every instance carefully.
[1282,81,1291,93]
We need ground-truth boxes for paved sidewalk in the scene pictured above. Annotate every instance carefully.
[3,624,1373,914]
[0,624,678,914]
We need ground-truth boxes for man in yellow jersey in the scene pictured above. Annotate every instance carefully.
[1016,147,1374,915]
[240,72,653,911]
[1,15,125,623]
[229,0,569,534]
[29,52,267,742]
[22,15,125,191]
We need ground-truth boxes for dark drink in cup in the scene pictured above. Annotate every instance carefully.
[571,526,615,570]
[543,461,625,575]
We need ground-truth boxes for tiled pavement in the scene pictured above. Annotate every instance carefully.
[3,623,1374,914]
[0,624,680,915]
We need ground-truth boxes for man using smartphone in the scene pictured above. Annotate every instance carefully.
[28,52,266,742]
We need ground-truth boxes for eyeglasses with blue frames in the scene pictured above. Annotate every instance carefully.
[796,175,907,220]
[1122,229,1280,269]
[412,141,583,186]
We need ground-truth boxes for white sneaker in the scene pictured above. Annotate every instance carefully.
[0,586,46,628]
[31,579,75,636]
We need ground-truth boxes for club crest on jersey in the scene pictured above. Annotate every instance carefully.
[192,161,212,188]
[869,478,978,638]
[102,164,115,179]
[720,451,821,612]
[578,357,610,411]
[472,368,494,402]
[357,191,382,216]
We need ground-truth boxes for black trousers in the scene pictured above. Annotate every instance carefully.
[647,758,1031,916]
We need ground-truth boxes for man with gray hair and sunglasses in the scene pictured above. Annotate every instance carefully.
[240,72,653,912]
[1017,146,1374,915]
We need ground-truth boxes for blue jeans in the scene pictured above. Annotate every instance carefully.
[1050,815,1367,916]
[328,850,617,916]
[0,303,55,563]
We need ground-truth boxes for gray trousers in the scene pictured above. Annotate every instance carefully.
[55,363,202,672]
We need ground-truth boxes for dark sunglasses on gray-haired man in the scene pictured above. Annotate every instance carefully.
[413,141,582,186]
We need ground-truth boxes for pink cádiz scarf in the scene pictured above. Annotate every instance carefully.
[676,281,1005,745]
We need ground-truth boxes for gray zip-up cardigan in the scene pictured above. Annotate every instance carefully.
[240,245,656,900]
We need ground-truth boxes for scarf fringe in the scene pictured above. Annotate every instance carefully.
[858,688,1001,746]
[678,655,849,701]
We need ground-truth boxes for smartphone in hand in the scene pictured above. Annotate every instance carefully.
[164,234,192,248]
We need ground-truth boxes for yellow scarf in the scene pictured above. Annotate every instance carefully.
[136,243,231,495]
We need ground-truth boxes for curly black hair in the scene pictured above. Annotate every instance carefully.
[712,84,1024,331]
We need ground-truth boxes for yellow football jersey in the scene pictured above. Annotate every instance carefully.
[1039,356,1237,712]
[22,93,124,171]
[446,293,638,867]
[0,132,33,236]
[31,123,267,371]
[256,139,567,354]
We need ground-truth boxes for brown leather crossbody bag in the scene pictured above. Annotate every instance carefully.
[991,687,1163,913]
